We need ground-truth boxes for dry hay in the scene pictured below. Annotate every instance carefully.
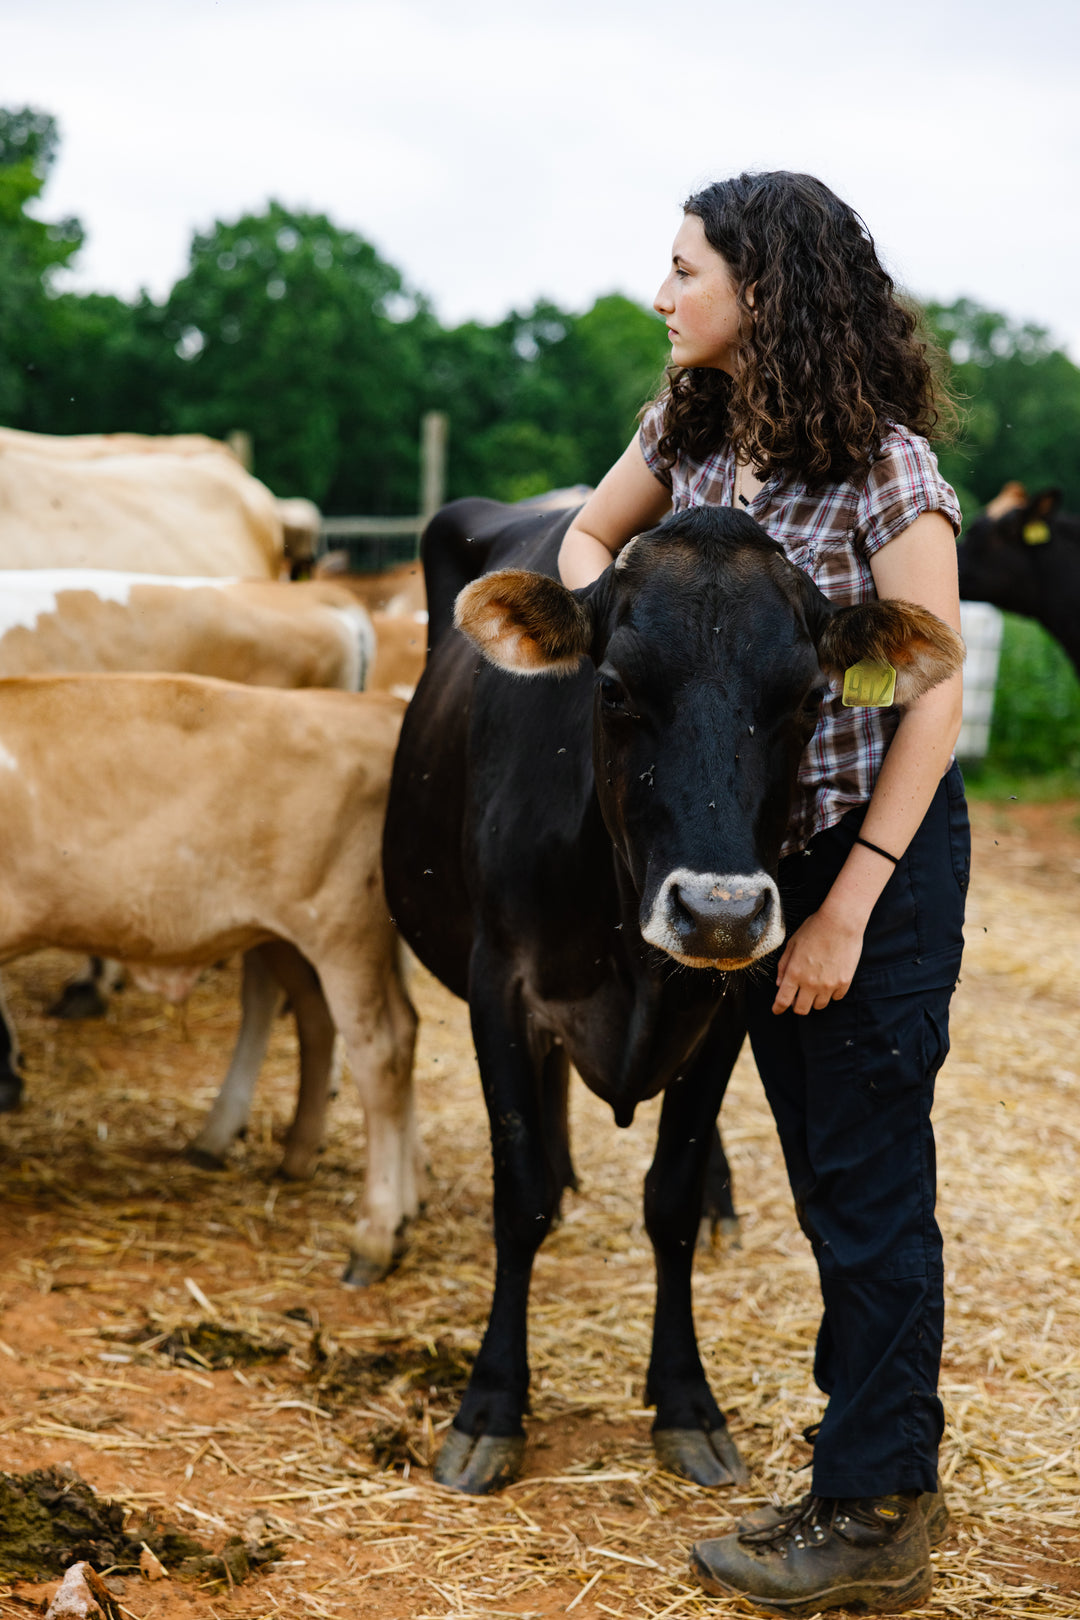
[0,800,1078,1619]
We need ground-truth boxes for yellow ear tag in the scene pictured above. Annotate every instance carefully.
[1023,520,1051,545]
[842,660,897,708]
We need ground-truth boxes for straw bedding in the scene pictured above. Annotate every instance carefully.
[0,800,1078,1618]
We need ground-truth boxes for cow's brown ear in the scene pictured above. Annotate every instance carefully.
[1029,487,1063,521]
[454,569,591,676]
[818,599,964,706]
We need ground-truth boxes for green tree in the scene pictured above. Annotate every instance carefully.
[17,291,179,437]
[0,106,83,422]
[163,203,431,509]
[566,293,671,474]
[926,298,1080,517]
[421,294,669,504]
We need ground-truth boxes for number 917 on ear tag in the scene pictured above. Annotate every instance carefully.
[842,660,897,708]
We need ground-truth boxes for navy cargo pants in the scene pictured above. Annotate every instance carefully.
[744,763,969,1499]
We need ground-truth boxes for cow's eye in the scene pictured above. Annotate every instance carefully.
[598,674,630,711]
[802,686,828,716]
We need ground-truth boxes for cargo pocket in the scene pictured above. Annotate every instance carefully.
[853,994,949,1102]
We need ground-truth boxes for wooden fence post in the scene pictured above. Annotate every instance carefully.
[420,411,448,525]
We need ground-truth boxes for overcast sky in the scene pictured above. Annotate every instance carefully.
[4,0,1079,357]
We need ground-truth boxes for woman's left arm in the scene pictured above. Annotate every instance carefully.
[772,510,964,1015]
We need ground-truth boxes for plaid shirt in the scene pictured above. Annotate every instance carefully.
[639,403,962,853]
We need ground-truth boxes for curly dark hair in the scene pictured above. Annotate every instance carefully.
[654,171,956,486]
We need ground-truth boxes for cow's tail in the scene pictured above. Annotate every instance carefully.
[332,602,378,690]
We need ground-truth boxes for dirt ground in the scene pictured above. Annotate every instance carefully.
[1,798,1079,1619]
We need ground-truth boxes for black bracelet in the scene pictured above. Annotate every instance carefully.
[855,835,899,866]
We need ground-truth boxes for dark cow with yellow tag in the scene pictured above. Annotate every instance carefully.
[383,498,963,1496]
[958,485,1080,673]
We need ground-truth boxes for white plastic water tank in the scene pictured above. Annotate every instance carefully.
[958,600,1004,761]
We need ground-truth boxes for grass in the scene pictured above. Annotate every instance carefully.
[976,613,1080,778]
[960,763,1080,802]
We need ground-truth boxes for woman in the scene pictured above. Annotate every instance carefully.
[558,171,968,1617]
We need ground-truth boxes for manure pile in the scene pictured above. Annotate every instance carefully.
[0,801,1077,1619]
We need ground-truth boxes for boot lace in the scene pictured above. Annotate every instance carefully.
[738,1493,891,1553]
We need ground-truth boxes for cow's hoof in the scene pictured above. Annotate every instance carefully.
[185,1145,227,1171]
[432,1428,526,1494]
[0,1074,23,1112]
[341,1251,393,1288]
[653,1425,749,1487]
[696,1214,742,1252]
[48,983,109,1020]
[277,1154,318,1182]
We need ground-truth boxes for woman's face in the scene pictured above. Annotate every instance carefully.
[654,212,742,373]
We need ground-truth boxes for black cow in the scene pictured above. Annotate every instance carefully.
[383,498,963,1496]
[958,486,1080,673]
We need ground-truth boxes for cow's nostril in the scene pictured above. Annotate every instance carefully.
[751,888,772,937]
[670,885,697,937]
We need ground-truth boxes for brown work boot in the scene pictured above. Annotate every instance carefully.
[691,1492,932,1616]
[738,1486,950,1548]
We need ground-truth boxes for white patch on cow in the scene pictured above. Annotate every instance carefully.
[414,609,429,624]
[0,570,235,640]
[0,738,18,772]
[641,866,784,967]
[331,604,378,691]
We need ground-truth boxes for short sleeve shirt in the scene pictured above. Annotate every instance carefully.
[638,401,962,854]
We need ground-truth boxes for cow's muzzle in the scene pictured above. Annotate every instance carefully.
[641,867,784,969]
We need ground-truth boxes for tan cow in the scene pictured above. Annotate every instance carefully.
[0,570,376,1027]
[312,561,429,696]
[0,674,420,1283]
[0,571,374,689]
[0,438,283,577]
[368,609,428,698]
[314,554,427,615]
[0,426,236,461]
[0,426,324,571]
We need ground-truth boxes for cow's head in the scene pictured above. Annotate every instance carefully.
[456,506,962,971]
[958,485,1064,616]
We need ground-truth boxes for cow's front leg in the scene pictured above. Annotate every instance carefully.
[645,1000,749,1488]
[434,952,559,1495]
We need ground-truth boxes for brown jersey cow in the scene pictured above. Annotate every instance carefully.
[0,435,284,577]
[0,675,419,1283]
[0,570,374,689]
